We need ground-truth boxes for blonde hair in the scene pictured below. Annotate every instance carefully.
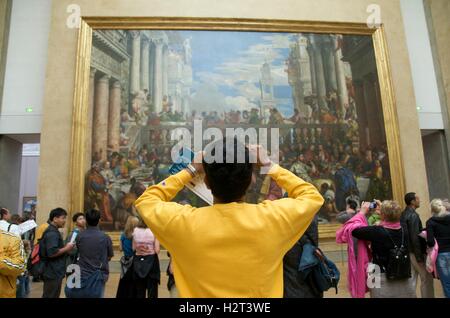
[430,198,448,217]
[124,215,139,239]
[380,200,402,222]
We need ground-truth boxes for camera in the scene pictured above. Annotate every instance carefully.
[369,201,378,209]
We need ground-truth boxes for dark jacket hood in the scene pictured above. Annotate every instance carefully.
[431,213,450,225]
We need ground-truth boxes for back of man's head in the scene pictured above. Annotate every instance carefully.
[404,192,416,206]
[85,209,101,227]
[203,138,253,203]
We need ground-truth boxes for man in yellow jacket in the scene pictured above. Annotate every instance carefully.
[0,229,26,298]
[135,139,324,297]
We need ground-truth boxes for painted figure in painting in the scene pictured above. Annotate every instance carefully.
[85,162,113,223]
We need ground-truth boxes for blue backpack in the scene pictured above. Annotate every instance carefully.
[298,238,340,294]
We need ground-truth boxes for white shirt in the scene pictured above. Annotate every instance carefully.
[0,219,21,237]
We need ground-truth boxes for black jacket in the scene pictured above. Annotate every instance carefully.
[283,215,322,298]
[426,214,450,254]
[40,224,67,280]
[400,206,426,262]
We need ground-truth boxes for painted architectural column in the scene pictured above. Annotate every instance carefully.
[86,68,97,170]
[130,31,141,95]
[312,35,327,109]
[93,74,110,162]
[323,35,338,92]
[149,41,155,107]
[333,35,349,118]
[153,39,164,113]
[162,45,169,99]
[140,38,150,93]
[108,80,121,153]
[353,79,369,150]
[306,37,317,96]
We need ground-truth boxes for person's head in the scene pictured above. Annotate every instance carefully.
[320,183,329,193]
[91,162,100,173]
[124,216,139,239]
[0,207,11,221]
[430,199,449,217]
[10,214,22,225]
[405,192,420,208]
[49,208,68,228]
[85,209,101,227]
[202,138,253,203]
[346,199,358,212]
[380,200,402,222]
[137,218,147,229]
[298,154,305,162]
[72,212,86,229]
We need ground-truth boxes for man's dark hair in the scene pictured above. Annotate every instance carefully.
[85,209,101,227]
[346,199,358,210]
[49,208,68,222]
[72,212,85,223]
[203,138,253,203]
[404,192,416,206]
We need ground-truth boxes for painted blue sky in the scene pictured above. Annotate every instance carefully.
[176,31,296,117]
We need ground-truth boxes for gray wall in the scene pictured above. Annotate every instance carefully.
[0,135,22,212]
[18,155,39,213]
[422,131,450,199]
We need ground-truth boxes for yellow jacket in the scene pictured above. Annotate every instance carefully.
[135,164,324,297]
[0,230,26,298]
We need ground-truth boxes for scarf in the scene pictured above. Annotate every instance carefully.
[380,220,401,230]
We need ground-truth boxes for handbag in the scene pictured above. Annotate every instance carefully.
[120,255,134,279]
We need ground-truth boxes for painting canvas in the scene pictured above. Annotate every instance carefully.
[22,196,37,213]
[83,29,392,231]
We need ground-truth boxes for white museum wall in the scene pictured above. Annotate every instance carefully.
[0,0,51,134]
[400,0,444,130]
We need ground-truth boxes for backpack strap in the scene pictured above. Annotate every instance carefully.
[382,226,404,248]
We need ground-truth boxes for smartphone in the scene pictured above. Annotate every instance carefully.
[369,201,378,209]
[168,147,214,205]
[169,147,195,175]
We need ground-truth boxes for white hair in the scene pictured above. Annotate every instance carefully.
[430,198,450,217]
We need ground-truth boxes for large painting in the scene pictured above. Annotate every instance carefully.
[72,19,404,234]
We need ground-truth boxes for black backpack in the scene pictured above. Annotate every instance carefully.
[383,227,411,280]
[27,227,49,279]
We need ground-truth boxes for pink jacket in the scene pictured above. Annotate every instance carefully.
[336,212,371,298]
[419,230,439,279]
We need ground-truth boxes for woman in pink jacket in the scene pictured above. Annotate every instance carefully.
[336,201,372,298]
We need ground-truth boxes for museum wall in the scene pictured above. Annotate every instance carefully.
[37,0,430,225]
[0,0,11,113]
[401,0,444,130]
[422,131,450,199]
[0,135,21,213]
[425,0,450,160]
[0,0,51,135]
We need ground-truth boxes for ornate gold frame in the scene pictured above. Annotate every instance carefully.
[70,17,405,238]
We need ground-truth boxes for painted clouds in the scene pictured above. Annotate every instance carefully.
[187,32,295,114]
